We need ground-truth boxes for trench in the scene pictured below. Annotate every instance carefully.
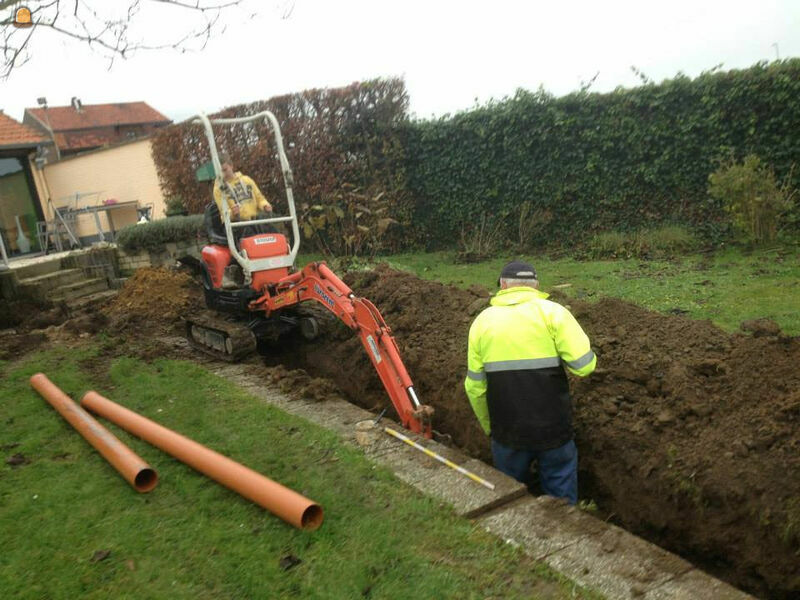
[101,264,799,599]
[256,266,799,600]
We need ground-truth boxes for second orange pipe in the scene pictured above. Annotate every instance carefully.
[81,391,323,530]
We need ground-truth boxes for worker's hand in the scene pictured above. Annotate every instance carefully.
[230,204,240,220]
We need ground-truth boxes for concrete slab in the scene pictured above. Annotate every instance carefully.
[479,495,722,599]
[418,456,526,517]
[543,523,694,599]
[52,277,108,301]
[66,289,118,312]
[280,398,374,437]
[644,568,755,600]
[480,495,604,558]
[18,268,83,293]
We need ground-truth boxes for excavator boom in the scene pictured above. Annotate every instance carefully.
[251,262,433,437]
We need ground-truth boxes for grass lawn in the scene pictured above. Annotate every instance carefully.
[378,244,800,336]
[0,346,602,600]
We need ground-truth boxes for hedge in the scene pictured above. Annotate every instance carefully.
[149,62,800,252]
[150,79,412,253]
[115,215,205,252]
[403,59,800,246]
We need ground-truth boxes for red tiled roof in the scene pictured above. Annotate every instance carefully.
[0,111,48,148]
[26,101,170,131]
[54,131,114,151]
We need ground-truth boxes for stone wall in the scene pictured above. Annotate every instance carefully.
[116,239,203,275]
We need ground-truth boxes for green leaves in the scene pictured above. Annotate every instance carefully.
[115,215,205,252]
[404,59,800,246]
[708,154,796,243]
[149,62,800,253]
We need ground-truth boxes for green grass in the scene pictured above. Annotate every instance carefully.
[586,225,699,259]
[382,244,800,336]
[0,347,602,600]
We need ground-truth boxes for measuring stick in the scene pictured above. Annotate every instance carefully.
[384,427,495,490]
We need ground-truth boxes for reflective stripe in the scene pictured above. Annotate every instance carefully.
[565,350,595,370]
[467,369,486,381]
[484,357,561,372]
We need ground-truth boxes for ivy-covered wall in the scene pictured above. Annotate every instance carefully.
[403,59,800,246]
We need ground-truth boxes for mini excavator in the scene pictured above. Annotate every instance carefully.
[185,112,433,437]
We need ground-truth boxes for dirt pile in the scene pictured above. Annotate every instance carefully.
[272,264,798,599]
[104,266,202,334]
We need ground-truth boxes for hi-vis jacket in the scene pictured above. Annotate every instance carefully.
[464,286,596,451]
[213,172,271,221]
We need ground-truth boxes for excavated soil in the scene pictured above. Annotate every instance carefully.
[104,266,203,335]
[269,265,800,599]
[4,264,797,598]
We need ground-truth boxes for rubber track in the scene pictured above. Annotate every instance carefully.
[185,310,256,363]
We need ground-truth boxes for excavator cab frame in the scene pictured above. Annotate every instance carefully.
[194,112,301,284]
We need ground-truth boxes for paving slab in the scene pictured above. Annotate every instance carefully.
[417,455,526,517]
[644,568,755,600]
[543,522,693,599]
[480,495,605,558]
[479,495,753,599]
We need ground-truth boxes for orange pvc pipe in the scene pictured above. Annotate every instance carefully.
[29,373,157,493]
[81,391,323,530]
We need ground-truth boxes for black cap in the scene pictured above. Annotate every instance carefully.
[498,260,537,285]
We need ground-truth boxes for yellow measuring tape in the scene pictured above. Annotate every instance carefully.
[384,427,495,490]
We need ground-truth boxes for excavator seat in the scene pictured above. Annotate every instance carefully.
[204,203,228,246]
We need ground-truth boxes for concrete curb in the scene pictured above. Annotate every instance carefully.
[209,363,754,600]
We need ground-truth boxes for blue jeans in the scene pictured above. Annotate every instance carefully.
[491,438,578,505]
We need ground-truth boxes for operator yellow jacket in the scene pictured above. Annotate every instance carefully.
[213,172,271,220]
[464,286,596,450]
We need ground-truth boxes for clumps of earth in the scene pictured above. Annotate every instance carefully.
[104,266,202,333]
[264,365,344,402]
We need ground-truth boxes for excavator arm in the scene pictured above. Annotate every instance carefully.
[253,262,433,438]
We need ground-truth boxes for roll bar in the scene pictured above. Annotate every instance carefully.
[193,111,301,280]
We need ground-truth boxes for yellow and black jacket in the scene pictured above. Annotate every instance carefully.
[464,286,596,450]
[213,172,271,220]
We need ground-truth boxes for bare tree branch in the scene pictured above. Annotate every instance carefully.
[1,0,254,79]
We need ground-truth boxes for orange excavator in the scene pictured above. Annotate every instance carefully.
[185,111,433,437]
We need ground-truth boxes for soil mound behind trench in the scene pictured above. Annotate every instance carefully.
[106,265,799,598]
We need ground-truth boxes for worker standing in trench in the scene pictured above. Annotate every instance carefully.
[464,261,596,505]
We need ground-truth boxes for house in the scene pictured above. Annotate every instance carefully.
[23,99,171,160]
[0,106,172,261]
[0,111,49,255]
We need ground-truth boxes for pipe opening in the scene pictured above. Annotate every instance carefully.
[300,504,324,531]
[134,468,159,493]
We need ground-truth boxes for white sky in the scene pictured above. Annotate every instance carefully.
[1,0,799,123]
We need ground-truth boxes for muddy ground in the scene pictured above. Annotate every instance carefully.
[4,265,798,599]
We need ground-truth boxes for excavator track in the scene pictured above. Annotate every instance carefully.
[185,311,257,362]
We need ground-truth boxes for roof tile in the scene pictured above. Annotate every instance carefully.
[26,101,170,131]
[0,111,48,148]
